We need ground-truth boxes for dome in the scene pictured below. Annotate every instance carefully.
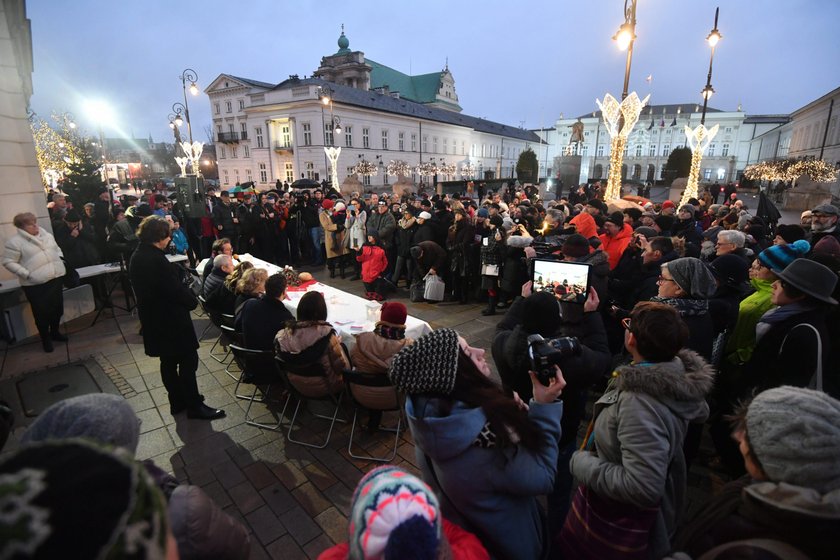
[337,31,350,52]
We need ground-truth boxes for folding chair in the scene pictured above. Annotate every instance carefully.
[229,344,290,431]
[275,335,346,449]
[344,369,404,462]
[221,324,241,381]
[208,313,235,364]
[197,295,219,341]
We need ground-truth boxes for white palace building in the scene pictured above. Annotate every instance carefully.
[206,30,542,190]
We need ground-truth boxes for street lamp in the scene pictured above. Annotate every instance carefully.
[319,85,343,189]
[681,7,723,206]
[600,0,649,200]
[178,68,199,144]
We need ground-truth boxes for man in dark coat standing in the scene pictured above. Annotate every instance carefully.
[130,215,225,420]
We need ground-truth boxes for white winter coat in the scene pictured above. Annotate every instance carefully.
[3,227,65,286]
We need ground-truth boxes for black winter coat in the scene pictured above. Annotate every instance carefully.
[396,219,417,258]
[412,222,437,246]
[235,297,294,351]
[447,221,476,277]
[130,243,198,357]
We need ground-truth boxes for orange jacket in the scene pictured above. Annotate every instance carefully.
[598,223,634,269]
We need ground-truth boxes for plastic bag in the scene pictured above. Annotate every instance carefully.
[423,273,445,302]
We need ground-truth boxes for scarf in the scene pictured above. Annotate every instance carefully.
[755,301,819,343]
[651,296,709,316]
[374,323,406,340]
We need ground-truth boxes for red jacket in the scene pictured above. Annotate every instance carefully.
[598,223,633,269]
[356,244,388,283]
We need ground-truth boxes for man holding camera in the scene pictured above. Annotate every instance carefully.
[492,284,611,532]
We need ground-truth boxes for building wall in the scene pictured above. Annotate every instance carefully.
[787,87,840,167]
[0,0,45,281]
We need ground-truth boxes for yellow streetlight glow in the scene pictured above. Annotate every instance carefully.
[322,96,330,105]
[707,29,721,47]
[613,23,634,51]
[189,82,199,96]
[84,99,115,126]
[175,114,184,127]
[701,85,715,100]
[169,121,176,129]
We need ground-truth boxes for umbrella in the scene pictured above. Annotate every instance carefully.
[608,198,645,213]
[621,195,651,205]
[756,190,782,224]
[292,178,321,189]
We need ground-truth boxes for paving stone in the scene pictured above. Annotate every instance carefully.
[279,506,322,547]
[291,482,332,518]
[265,534,308,560]
[302,534,334,560]
[125,391,156,413]
[259,482,297,516]
[243,461,278,490]
[135,407,165,434]
[228,480,265,515]
[135,426,176,461]
[321,482,353,518]
[212,460,247,490]
[271,461,308,490]
[245,505,287,546]
[313,507,347,545]
[183,463,215,487]
[201,480,232,509]
[248,542,270,560]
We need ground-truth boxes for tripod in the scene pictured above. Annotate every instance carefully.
[91,257,135,325]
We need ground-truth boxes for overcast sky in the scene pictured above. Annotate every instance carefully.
[27,0,840,143]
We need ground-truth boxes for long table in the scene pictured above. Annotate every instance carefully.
[237,254,432,347]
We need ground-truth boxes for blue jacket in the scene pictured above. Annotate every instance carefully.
[407,395,563,560]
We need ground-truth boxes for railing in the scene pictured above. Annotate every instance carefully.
[273,141,294,152]
[217,132,240,143]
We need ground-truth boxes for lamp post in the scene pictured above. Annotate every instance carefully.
[319,86,344,187]
[178,68,199,144]
[681,7,722,206]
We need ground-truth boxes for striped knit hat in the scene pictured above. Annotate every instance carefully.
[758,239,811,270]
[388,329,460,395]
[349,466,441,560]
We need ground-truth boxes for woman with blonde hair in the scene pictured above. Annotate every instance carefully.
[234,267,268,314]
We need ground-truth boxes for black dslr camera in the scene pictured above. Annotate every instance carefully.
[527,334,581,386]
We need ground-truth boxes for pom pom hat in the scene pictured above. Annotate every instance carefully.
[389,329,460,396]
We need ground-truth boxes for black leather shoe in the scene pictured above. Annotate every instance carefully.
[170,403,187,416]
[186,404,226,420]
[41,337,54,353]
[51,332,69,342]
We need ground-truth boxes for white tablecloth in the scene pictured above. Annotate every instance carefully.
[238,254,432,347]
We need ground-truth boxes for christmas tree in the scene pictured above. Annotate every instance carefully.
[62,144,105,205]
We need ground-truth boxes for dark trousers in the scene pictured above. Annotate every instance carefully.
[160,350,201,410]
[547,439,578,536]
[22,278,64,338]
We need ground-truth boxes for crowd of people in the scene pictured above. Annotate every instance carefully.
[3,179,840,559]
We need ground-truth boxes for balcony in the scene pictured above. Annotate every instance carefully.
[273,141,294,154]
[217,132,240,143]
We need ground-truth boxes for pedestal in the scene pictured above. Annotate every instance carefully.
[558,155,582,191]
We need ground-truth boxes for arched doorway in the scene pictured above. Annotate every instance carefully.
[646,164,655,182]
[632,164,642,180]
[594,164,603,178]
[621,164,628,179]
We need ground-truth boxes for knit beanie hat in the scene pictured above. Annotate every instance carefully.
[476,207,489,218]
[775,224,807,244]
[708,254,750,289]
[335,201,347,212]
[0,439,170,558]
[379,302,407,327]
[634,226,658,239]
[522,292,562,336]
[661,200,676,210]
[489,215,504,228]
[758,239,811,270]
[389,329,459,395]
[813,235,840,258]
[606,211,625,228]
[666,257,717,299]
[349,465,442,560]
[654,215,675,233]
[746,386,840,494]
[21,394,140,454]
[418,211,432,220]
[562,234,591,258]
[322,199,334,210]
[678,204,696,216]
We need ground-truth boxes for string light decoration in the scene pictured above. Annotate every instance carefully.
[30,111,88,188]
[415,161,438,178]
[354,158,378,177]
[681,123,720,206]
[744,159,838,185]
[386,159,411,177]
[597,92,650,200]
[324,147,342,187]
[178,141,204,176]
[460,161,476,179]
[439,162,456,179]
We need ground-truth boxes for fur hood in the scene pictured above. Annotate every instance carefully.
[615,349,715,418]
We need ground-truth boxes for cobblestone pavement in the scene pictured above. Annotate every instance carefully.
[0,266,728,559]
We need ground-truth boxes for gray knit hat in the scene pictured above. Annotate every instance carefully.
[665,257,718,299]
[388,329,460,395]
[21,393,140,454]
[747,386,840,494]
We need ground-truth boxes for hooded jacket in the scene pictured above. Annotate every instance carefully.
[598,223,634,270]
[3,227,65,286]
[407,395,563,560]
[274,321,348,396]
[570,350,715,559]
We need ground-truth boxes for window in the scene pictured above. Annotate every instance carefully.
[423,135,428,152]
[363,127,370,148]
[223,169,229,184]
[259,163,267,183]
[381,129,389,150]
[722,143,730,157]
[398,131,404,151]
[363,174,371,186]
[324,122,334,146]
[481,144,486,157]
[255,126,264,148]
[246,168,252,182]
[703,168,712,180]
[214,103,220,115]
[243,145,249,158]
[238,100,245,111]
[461,141,465,155]
[708,143,716,157]
[716,168,726,180]
[219,146,226,159]
[649,144,656,156]
[433,137,438,153]
[635,144,643,157]
[240,122,247,135]
[725,127,732,133]
[662,144,670,156]
[411,133,417,151]
[285,162,294,183]
[302,123,311,146]
[305,161,314,179]
[281,125,291,147]
[581,144,589,156]
[597,144,605,157]
[225,101,232,113]
[234,169,240,182]
[443,138,447,153]
[622,144,628,157]
[228,123,235,133]
[231,147,237,158]
[345,126,353,147]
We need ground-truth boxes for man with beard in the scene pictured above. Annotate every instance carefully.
[808,204,840,251]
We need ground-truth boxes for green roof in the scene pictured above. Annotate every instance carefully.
[367,59,450,106]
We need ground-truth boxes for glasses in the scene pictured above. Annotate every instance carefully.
[657,275,676,284]
[621,317,632,330]
[715,241,733,247]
